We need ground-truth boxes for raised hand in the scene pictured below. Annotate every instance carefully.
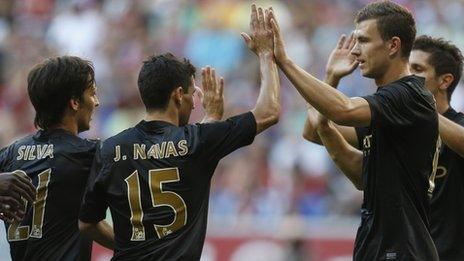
[325,34,359,84]
[241,4,274,56]
[267,7,288,64]
[200,66,224,122]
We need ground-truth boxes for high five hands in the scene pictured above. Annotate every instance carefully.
[242,4,288,64]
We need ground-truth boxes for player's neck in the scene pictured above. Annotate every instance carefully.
[145,108,179,126]
[435,92,451,114]
[49,118,78,135]
[375,60,410,87]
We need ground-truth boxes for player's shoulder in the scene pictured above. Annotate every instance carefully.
[0,133,35,159]
[101,126,137,151]
[384,75,425,94]
[389,75,435,106]
[47,130,99,154]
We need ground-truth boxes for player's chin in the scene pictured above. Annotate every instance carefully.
[361,68,374,78]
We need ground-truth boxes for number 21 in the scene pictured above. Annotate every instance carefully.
[8,168,51,241]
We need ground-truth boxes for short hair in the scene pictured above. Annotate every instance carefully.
[413,35,464,101]
[355,1,416,58]
[27,56,95,130]
[138,53,196,111]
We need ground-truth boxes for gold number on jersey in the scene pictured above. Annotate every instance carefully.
[125,168,187,241]
[30,168,51,238]
[125,171,146,241]
[7,169,51,241]
[149,168,187,238]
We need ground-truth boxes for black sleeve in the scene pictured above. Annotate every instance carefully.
[79,145,108,223]
[362,83,424,127]
[196,112,257,161]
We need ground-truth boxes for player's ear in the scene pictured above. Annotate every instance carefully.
[388,36,401,57]
[438,73,454,91]
[69,97,80,111]
[172,86,184,106]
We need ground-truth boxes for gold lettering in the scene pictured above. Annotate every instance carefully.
[177,140,188,156]
[44,145,54,159]
[24,146,31,160]
[114,145,121,162]
[28,146,36,160]
[36,145,46,159]
[133,144,146,160]
[165,141,178,158]
[148,142,166,159]
[16,146,25,160]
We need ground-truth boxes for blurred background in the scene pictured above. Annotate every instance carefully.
[0,0,463,260]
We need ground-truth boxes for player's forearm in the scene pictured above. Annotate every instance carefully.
[324,73,341,89]
[317,121,363,190]
[439,114,464,158]
[302,107,322,145]
[251,52,280,133]
[79,220,115,250]
[302,75,342,144]
[278,59,354,124]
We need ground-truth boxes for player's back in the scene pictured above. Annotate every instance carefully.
[80,113,256,260]
[0,129,98,261]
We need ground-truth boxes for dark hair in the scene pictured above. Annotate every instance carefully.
[27,56,95,130]
[138,53,196,111]
[413,35,464,101]
[355,1,416,58]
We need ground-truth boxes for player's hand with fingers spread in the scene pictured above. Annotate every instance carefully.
[200,66,224,123]
[0,171,36,204]
[325,33,359,86]
[241,4,274,56]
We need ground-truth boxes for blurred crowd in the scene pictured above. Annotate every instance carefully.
[0,0,463,227]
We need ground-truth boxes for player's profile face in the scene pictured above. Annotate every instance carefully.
[409,50,439,94]
[178,76,195,126]
[76,83,99,133]
[352,19,391,80]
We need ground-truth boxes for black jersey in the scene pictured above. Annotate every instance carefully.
[430,107,464,261]
[354,75,439,261]
[80,112,257,260]
[0,129,98,261]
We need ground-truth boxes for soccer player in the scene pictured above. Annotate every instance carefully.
[409,35,464,260]
[267,1,440,260]
[78,5,280,260]
[0,56,114,261]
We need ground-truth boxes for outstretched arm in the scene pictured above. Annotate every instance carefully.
[268,9,370,127]
[242,5,280,134]
[317,119,364,190]
[303,35,359,146]
[439,114,464,158]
